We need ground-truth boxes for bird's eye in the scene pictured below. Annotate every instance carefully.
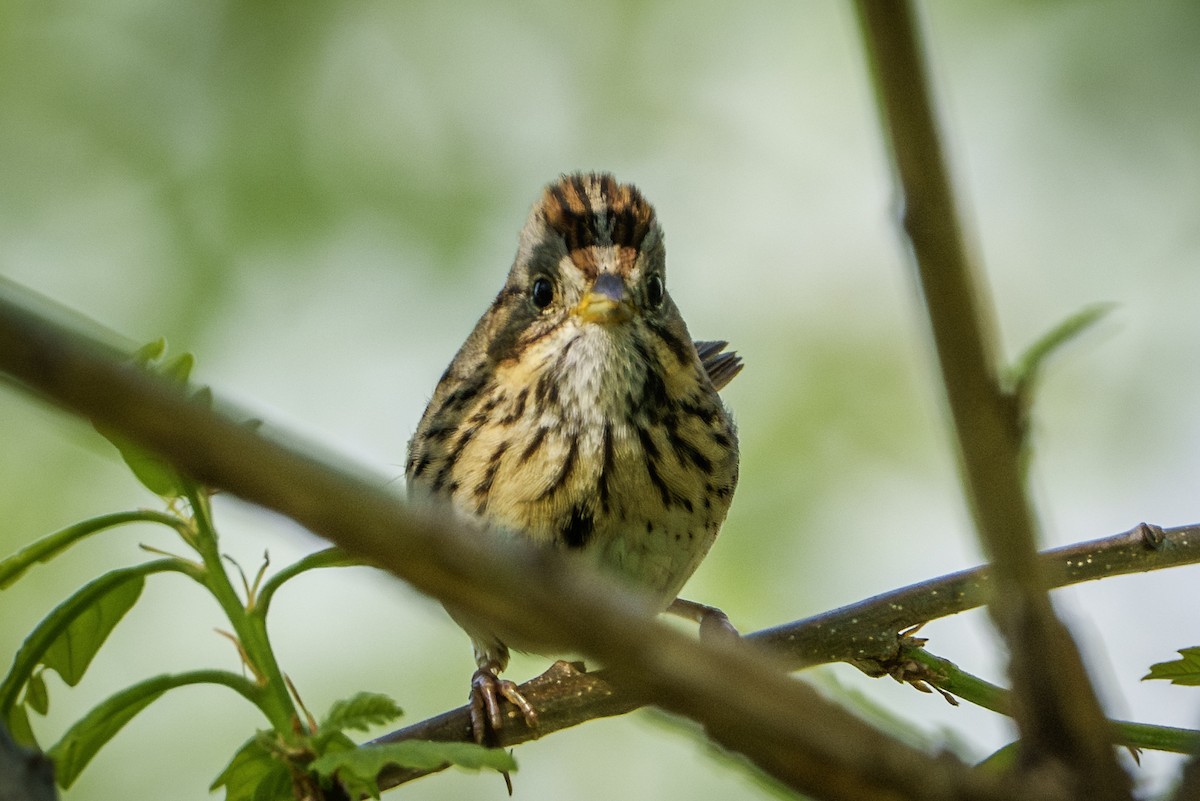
[530,277,554,309]
[646,274,665,308]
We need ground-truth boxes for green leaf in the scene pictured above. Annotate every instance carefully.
[131,337,167,366]
[93,339,199,498]
[310,740,516,796]
[5,701,38,749]
[161,352,194,384]
[96,428,189,498]
[49,671,258,788]
[0,510,183,589]
[1007,302,1114,396]
[320,692,403,734]
[193,385,215,408]
[251,765,295,801]
[0,560,189,714]
[211,735,293,801]
[49,685,160,787]
[24,671,48,716]
[976,741,1019,771]
[1144,647,1200,685]
[41,575,143,687]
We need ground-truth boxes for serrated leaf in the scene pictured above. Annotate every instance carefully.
[24,671,48,715]
[320,692,403,734]
[310,740,516,794]
[5,701,38,749]
[211,735,293,801]
[1144,647,1200,685]
[41,575,143,687]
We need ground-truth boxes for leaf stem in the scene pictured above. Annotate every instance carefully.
[182,485,300,740]
[905,647,1200,756]
[254,547,357,617]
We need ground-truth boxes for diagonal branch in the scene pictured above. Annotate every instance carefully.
[370,522,1200,790]
[0,290,1055,801]
[856,2,1131,797]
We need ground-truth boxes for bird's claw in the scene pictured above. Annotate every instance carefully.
[470,668,539,746]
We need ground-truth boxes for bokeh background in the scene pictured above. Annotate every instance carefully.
[3,2,1200,799]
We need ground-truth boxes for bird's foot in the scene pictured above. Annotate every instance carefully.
[470,666,539,746]
[667,597,740,643]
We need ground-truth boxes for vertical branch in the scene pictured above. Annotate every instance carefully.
[854,2,1130,797]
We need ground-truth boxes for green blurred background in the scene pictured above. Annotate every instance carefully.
[3,1,1200,798]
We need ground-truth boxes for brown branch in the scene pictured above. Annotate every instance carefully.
[369,522,1200,790]
[855,2,1131,797]
[752,521,1194,669]
[0,292,1056,801]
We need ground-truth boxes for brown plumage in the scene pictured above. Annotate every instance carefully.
[406,173,741,743]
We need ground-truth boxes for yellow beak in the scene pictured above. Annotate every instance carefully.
[575,273,633,325]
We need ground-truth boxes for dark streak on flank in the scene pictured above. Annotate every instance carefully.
[678,397,719,426]
[409,454,431,479]
[635,424,660,462]
[446,423,480,471]
[500,387,528,424]
[538,436,579,500]
[636,426,674,507]
[474,440,510,502]
[468,393,503,425]
[669,433,713,474]
[561,505,594,549]
[421,423,456,443]
[437,375,488,417]
[550,334,578,380]
[534,368,560,409]
[598,422,614,512]
[520,427,549,464]
[645,457,674,508]
[431,462,451,493]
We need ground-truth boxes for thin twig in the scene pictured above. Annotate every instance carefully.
[752,522,1195,670]
[855,2,1131,797]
